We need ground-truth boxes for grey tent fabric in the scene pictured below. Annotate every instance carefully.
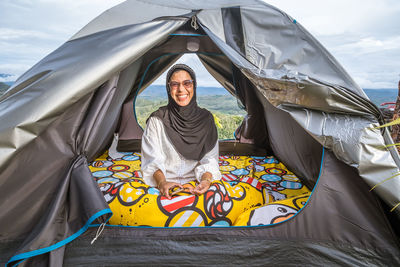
[0,13,188,266]
[0,0,400,265]
[197,6,400,216]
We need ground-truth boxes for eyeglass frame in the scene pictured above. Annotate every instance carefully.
[168,79,194,90]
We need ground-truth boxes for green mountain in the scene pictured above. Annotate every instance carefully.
[0,82,10,95]
[364,89,397,107]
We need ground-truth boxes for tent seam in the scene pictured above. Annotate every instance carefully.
[6,208,112,267]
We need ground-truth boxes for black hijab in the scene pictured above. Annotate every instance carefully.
[148,64,218,161]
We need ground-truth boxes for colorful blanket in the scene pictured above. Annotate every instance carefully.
[89,151,310,226]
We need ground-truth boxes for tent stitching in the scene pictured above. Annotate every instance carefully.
[6,208,112,266]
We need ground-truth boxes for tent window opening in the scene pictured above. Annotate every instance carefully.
[134,54,246,140]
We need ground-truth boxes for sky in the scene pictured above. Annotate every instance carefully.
[0,0,399,89]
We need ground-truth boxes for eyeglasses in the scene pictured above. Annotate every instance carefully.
[168,80,194,90]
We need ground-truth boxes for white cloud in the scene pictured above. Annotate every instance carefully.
[265,0,400,88]
[266,0,400,37]
[0,63,31,79]
[0,0,125,77]
[317,33,400,88]
[0,28,54,41]
[334,36,400,55]
[353,76,396,89]
[0,75,19,83]
[0,0,125,36]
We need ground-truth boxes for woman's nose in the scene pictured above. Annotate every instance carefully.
[177,83,185,91]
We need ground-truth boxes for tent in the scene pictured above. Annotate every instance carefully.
[1,0,400,265]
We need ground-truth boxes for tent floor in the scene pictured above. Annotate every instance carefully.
[89,140,311,227]
[63,226,397,266]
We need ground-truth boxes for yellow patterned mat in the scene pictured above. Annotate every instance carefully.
[89,151,311,226]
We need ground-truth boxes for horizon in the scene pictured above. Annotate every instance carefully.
[0,80,398,90]
[1,81,397,107]
[0,79,398,90]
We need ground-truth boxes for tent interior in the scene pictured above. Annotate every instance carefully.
[105,20,323,220]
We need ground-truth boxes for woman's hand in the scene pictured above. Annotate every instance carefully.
[192,179,212,195]
[158,181,183,199]
[192,172,213,195]
[154,170,183,199]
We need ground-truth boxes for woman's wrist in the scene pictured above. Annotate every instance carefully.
[157,179,167,189]
[154,169,167,189]
[200,176,212,183]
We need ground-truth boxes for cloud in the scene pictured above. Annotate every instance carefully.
[0,75,18,83]
[267,0,400,37]
[0,28,55,41]
[0,0,125,77]
[264,0,400,88]
[0,63,30,80]
[317,33,400,88]
[334,36,400,55]
[0,0,125,35]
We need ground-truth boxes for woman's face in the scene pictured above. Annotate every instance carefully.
[169,70,194,107]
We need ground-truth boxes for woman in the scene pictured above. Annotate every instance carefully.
[141,64,221,199]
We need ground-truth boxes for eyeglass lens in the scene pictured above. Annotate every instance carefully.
[169,80,193,89]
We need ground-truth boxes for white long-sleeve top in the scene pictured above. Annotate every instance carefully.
[141,116,221,187]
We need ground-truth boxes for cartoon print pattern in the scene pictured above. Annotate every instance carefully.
[89,152,311,227]
[90,151,143,184]
[219,155,310,201]
[233,193,310,226]
[101,180,263,227]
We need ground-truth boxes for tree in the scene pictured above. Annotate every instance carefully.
[391,80,400,153]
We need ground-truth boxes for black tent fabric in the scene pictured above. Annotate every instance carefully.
[1,0,400,265]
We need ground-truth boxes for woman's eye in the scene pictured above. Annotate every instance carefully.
[183,80,193,87]
[170,82,179,88]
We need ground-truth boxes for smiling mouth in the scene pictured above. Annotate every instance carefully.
[177,95,188,101]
